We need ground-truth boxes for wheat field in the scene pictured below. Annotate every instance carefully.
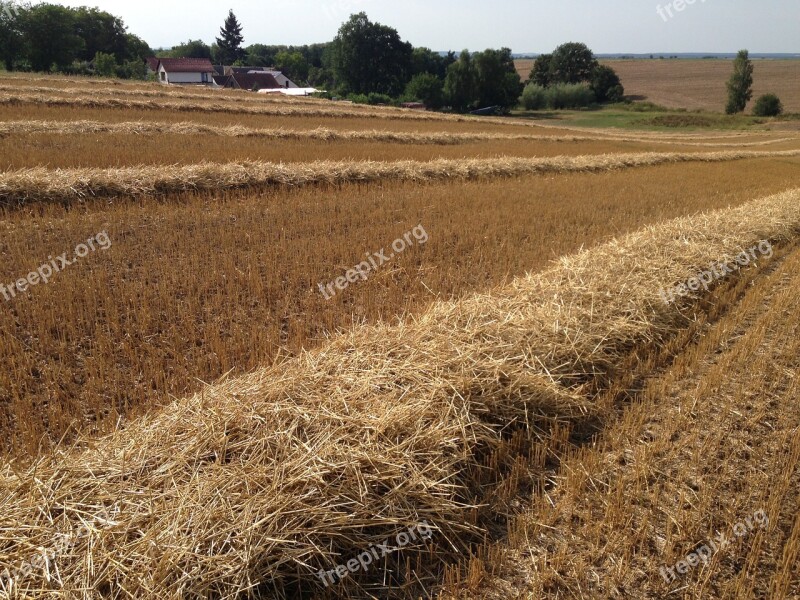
[0,74,799,600]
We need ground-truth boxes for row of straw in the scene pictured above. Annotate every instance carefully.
[1,150,799,206]
[0,119,795,148]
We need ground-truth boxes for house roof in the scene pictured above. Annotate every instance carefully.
[158,58,215,73]
[146,57,160,72]
[230,72,282,90]
[210,72,282,90]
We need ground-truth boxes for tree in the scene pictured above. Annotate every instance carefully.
[165,39,212,59]
[411,47,453,80]
[74,8,127,62]
[528,53,552,87]
[473,48,523,110]
[215,9,245,64]
[330,13,413,96]
[725,50,754,114]
[93,51,116,76]
[275,50,309,82]
[124,33,151,62]
[444,50,477,112]
[752,93,783,117]
[404,72,443,109]
[23,4,84,71]
[590,64,624,103]
[549,42,598,84]
[0,1,25,71]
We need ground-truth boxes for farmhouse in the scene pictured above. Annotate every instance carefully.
[153,58,216,85]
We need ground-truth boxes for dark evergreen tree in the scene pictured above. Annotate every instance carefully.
[215,9,245,64]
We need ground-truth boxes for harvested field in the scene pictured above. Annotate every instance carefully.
[516,59,800,113]
[2,189,800,598]
[1,72,799,599]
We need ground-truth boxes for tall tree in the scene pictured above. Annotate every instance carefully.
[444,50,477,112]
[330,12,413,96]
[528,53,552,86]
[74,8,127,62]
[215,9,245,64]
[0,2,25,71]
[549,42,597,84]
[23,4,84,71]
[725,49,754,114]
[473,47,523,110]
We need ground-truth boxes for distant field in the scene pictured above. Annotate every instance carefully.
[515,59,800,113]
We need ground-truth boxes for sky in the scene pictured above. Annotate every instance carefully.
[52,0,799,54]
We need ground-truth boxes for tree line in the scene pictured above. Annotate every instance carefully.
[0,3,628,113]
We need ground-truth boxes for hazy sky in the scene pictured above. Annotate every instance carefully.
[53,0,799,54]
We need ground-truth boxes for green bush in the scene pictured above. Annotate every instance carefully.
[590,64,624,103]
[752,93,783,117]
[347,93,370,104]
[403,73,444,109]
[366,92,394,105]
[521,83,547,110]
[544,83,595,109]
[93,52,117,77]
[522,82,595,110]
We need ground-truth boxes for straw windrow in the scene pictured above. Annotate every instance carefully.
[1,189,799,598]
[0,120,794,148]
[1,150,799,206]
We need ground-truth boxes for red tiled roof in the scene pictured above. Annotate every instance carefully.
[158,58,215,73]
[146,57,160,72]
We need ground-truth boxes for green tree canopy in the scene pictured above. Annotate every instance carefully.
[23,4,84,71]
[275,50,309,82]
[330,12,413,96]
[725,49,754,114]
[164,39,212,59]
[74,8,127,62]
[473,47,523,110]
[590,64,624,102]
[444,50,477,112]
[528,53,552,86]
[0,2,25,71]
[215,9,245,64]
[404,72,444,109]
[124,33,152,62]
[411,47,454,80]
[549,42,598,84]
